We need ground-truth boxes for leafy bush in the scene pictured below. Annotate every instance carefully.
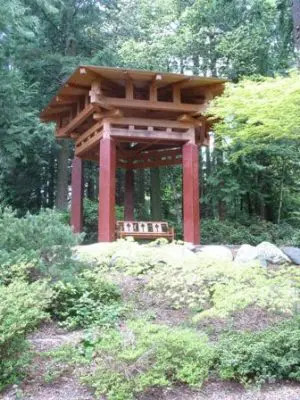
[83,199,124,243]
[50,269,122,329]
[0,280,52,389]
[81,321,214,400]
[217,316,300,385]
[148,260,299,320]
[0,208,84,283]
[201,218,298,246]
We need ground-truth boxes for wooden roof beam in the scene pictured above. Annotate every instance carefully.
[120,157,182,170]
[56,103,95,138]
[94,97,206,114]
[110,127,195,143]
[65,83,90,95]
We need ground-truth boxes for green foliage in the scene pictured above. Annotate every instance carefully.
[0,208,84,283]
[83,199,124,243]
[217,316,300,385]
[210,73,300,142]
[50,269,122,329]
[201,218,298,246]
[148,259,299,320]
[0,280,52,389]
[81,321,214,400]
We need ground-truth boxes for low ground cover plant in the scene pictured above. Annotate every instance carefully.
[217,315,300,385]
[50,269,122,329]
[148,260,299,320]
[0,280,52,389]
[79,320,214,400]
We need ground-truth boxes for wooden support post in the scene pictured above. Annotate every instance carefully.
[124,169,134,220]
[98,136,116,242]
[71,157,84,233]
[182,142,200,244]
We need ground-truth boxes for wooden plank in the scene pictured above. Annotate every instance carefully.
[120,157,182,170]
[65,83,90,95]
[120,148,182,161]
[57,103,95,137]
[125,79,134,100]
[94,97,206,114]
[75,129,103,156]
[75,121,103,146]
[109,117,194,129]
[173,85,181,104]
[110,127,194,143]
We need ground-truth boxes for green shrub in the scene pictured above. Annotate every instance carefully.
[0,208,84,283]
[217,316,300,385]
[0,280,52,389]
[50,269,122,329]
[83,199,124,243]
[201,218,298,245]
[148,260,299,320]
[81,321,214,400]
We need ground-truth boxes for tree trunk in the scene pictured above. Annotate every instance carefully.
[205,146,212,217]
[150,168,162,220]
[55,139,69,210]
[292,0,300,66]
[136,169,146,219]
[48,147,55,208]
[277,162,286,224]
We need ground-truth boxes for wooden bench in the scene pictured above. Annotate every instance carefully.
[116,221,175,241]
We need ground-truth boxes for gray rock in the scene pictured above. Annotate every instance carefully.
[281,247,300,265]
[256,241,291,264]
[235,244,259,264]
[196,245,233,262]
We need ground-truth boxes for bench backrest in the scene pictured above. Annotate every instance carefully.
[116,221,169,234]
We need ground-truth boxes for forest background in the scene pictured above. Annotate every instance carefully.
[1,0,300,244]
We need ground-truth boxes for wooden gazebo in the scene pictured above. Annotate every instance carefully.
[41,66,225,244]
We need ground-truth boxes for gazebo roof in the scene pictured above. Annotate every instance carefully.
[40,65,226,121]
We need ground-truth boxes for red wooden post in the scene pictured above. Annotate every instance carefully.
[71,157,84,233]
[124,169,134,220]
[98,136,116,242]
[182,142,200,244]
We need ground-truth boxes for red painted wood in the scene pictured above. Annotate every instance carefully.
[98,137,116,242]
[71,157,84,233]
[124,169,134,220]
[182,143,200,244]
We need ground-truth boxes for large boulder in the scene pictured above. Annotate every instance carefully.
[196,245,233,262]
[234,244,260,264]
[256,241,291,264]
[281,247,300,265]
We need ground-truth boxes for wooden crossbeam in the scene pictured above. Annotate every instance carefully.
[75,122,103,156]
[94,97,206,114]
[119,148,181,161]
[110,127,194,143]
[65,83,90,95]
[109,117,194,129]
[56,104,95,138]
[119,157,182,170]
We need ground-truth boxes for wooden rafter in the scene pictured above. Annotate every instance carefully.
[56,103,95,138]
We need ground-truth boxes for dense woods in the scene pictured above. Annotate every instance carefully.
[0,0,299,241]
[1,2,300,398]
